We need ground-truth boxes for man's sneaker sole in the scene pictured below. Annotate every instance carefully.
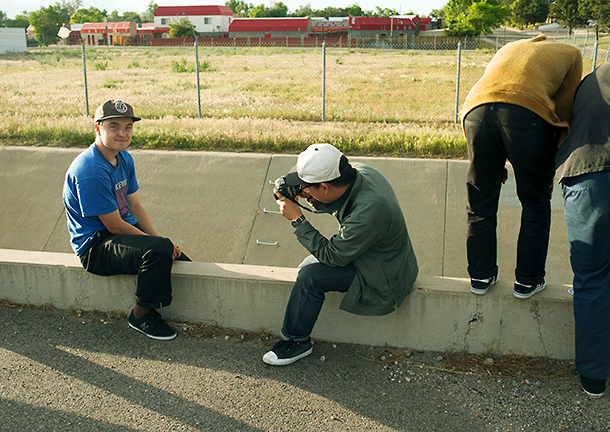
[583,388,605,398]
[580,375,606,398]
[262,346,313,366]
[470,275,498,295]
[513,280,546,299]
[129,322,177,340]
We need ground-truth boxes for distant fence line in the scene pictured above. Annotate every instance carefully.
[0,32,607,125]
[145,34,480,51]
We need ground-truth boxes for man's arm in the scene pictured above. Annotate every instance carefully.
[98,210,148,235]
[125,191,158,236]
[123,191,182,259]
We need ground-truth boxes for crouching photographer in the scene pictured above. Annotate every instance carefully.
[263,143,419,366]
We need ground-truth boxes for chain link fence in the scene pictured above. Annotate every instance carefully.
[0,33,606,125]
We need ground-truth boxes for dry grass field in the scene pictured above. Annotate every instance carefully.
[0,46,493,122]
[0,43,602,157]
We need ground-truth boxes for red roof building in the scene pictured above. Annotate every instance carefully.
[228,17,310,34]
[154,5,233,17]
[80,22,137,45]
[154,5,233,34]
[349,15,421,32]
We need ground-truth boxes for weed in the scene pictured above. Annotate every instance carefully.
[171,58,195,73]
[94,61,109,71]
[103,79,123,88]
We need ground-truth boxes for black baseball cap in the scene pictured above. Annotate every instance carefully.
[94,100,141,123]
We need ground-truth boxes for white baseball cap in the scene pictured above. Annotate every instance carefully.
[285,143,344,186]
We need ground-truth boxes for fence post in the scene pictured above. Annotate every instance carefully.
[195,38,201,118]
[454,40,462,124]
[322,40,326,122]
[592,27,598,71]
[80,36,89,116]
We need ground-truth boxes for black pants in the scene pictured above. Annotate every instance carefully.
[464,103,557,285]
[80,230,191,308]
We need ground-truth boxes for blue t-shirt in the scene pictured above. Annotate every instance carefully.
[63,143,139,256]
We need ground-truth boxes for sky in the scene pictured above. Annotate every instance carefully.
[2,0,448,19]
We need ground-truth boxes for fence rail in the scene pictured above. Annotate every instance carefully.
[0,32,606,125]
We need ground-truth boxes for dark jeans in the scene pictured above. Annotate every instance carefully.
[563,171,610,380]
[80,230,190,309]
[464,103,557,285]
[280,261,357,341]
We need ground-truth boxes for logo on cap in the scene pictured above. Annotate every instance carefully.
[115,101,128,113]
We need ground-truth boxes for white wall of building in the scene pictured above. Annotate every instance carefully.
[154,15,231,33]
[0,28,27,53]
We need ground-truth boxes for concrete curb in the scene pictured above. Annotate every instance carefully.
[0,249,575,359]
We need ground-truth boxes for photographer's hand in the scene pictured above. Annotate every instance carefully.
[276,193,303,221]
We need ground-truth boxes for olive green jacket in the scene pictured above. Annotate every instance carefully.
[294,163,419,316]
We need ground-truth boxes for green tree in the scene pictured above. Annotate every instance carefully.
[29,6,62,45]
[444,0,509,36]
[372,6,399,17]
[292,3,315,16]
[122,11,142,22]
[348,4,364,16]
[143,1,158,22]
[321,6,346,17]
[54,0,82,24]
[266,2,288,17]
[549,0,586,34]
[70,7,104,23]
[580,0,610,30]
[225,0,252,16]
[511,0,549,27]
[248,6,264,18]
[469,0,510,33]
[106,10,122,22]
[430,8,445,19]
[168,17,195,37]
[6,13,30,29]
[0,10,7,26]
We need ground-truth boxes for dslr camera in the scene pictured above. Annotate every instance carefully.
[273,175,331,213]
[273,175,303,203]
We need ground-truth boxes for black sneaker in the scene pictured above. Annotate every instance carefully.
[513,279,546,299]
[470,275,498,295]
[262,338,313,366]
[580,375,606,398]
[128,309,177,341]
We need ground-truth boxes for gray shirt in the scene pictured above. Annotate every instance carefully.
[556,62,610,182]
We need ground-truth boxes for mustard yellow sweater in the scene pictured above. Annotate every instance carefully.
[461,35,583,131]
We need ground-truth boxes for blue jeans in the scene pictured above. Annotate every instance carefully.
[562,171,610,380]
[280,261,357,341]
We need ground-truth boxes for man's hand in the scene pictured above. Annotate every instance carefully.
[171,242,182,260]
[275,191,303,221]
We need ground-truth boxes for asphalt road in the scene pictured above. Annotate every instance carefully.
[1,307,609,431]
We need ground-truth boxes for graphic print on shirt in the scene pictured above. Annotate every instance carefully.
[115,179,129,217]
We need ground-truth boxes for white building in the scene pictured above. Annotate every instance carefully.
[154,5,233,34]
[0,28,27,53]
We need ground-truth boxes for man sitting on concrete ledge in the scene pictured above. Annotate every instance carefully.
[265,143,419,365]
[63,99,190,341]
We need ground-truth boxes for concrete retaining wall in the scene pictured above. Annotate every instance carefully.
[0,146,576,358]
[0,249,574,358]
